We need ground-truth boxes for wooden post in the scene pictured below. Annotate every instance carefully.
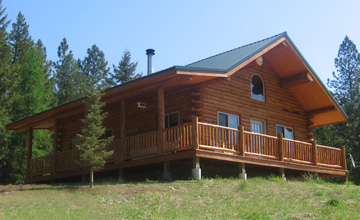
[158,87,165,155]
[312,140,317,166]
[278,133,284,161]
[120,98,126,162]
[341,146,347,170]
[239,125,245,156]
[192,115,199,150]
[52,119,59,173]
[26,127,33,178]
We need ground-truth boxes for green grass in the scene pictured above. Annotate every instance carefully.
[0,178,360,219]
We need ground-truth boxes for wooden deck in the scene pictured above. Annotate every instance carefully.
[26,119,347,183]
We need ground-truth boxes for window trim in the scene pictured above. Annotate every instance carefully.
[250,118,266,134]
[250,73,265,102]
[165,111,180,128]
[276,124,294,140]
[217,111,239,129]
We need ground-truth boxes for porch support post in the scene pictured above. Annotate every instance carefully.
[278,133,284,161]
[239,163,247,180]
[163,161,171,181]
[192,115,199,150]
[239,125,245,156]
[306,115,315,142]
[341,146,348,183]
[279,168,286,180]
[26,127,33,178]
[192,157,201,180]
[118,168,125,183]
[52,119,59,174]
[312,140,317,166]
[158,87,165,155]
[120,98,126,162]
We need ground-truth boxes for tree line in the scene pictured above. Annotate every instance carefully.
[0,1,141,184]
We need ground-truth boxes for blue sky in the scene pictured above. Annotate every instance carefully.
[3,0,360,83]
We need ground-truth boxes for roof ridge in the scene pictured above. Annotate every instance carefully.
[186,32,287,67]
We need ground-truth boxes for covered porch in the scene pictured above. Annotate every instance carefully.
[26,116,347,183]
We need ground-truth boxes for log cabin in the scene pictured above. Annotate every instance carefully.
[6,32,349,183]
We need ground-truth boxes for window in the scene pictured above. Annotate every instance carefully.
[276,125,294,140]
[251,119,266,134]
[165,112,179,128]
[251,74,264,101]
[218,112,239,129]
[217,112,239,148]
[100,129,113,139]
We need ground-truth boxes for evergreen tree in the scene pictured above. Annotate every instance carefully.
[78,44,111,92]
[75,87,113,188]
[54,38,82,105]
[0,0,18,184]
[9,12,32,63]
[316,36,360,183]
[7,12,53,183]
[110,50,141,85]
[327,36,360,105]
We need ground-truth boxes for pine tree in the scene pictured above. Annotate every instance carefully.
[7,12,53,184]
[54,38,82,105]
[75,87,113,188]
[78,44,111,92]
[327,36,360,105]
[316,36,360,183]
[110,50,141,85]
[0,0,18,184]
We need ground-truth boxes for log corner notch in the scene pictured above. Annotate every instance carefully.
[280,72,314,89]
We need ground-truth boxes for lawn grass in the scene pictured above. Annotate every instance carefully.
[0,177,359,219]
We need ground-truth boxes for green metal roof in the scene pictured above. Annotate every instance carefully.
[183,32,287,72]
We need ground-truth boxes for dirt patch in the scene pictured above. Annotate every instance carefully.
[0,184,50,192]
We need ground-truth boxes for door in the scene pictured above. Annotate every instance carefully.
[250,119,266,154]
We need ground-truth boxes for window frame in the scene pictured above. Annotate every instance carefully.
[276,124,294,140]
[217,111,239,129]
[165,111,180,128]
[250,73,265,102]
[250,118,266,134]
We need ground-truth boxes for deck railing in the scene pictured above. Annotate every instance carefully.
[197,121,345,169]
[198,122,238,153]
[27,118,346,178]
[244,132,279,159]
[125,131,158,159]
[165,123,192,153]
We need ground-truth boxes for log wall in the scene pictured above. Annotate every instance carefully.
[193,62,308,142]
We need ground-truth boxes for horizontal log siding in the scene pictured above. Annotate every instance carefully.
[195,63,308,142]
[59,113,83,151]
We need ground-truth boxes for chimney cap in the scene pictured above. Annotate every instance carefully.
[146,49,155,55]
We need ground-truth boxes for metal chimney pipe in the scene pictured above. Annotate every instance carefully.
[146,49,155,75]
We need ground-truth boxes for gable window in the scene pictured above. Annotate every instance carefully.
[165,112,179,128]
[276,125,294,140]
[251,74,265,101]
[218,112,239,129]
